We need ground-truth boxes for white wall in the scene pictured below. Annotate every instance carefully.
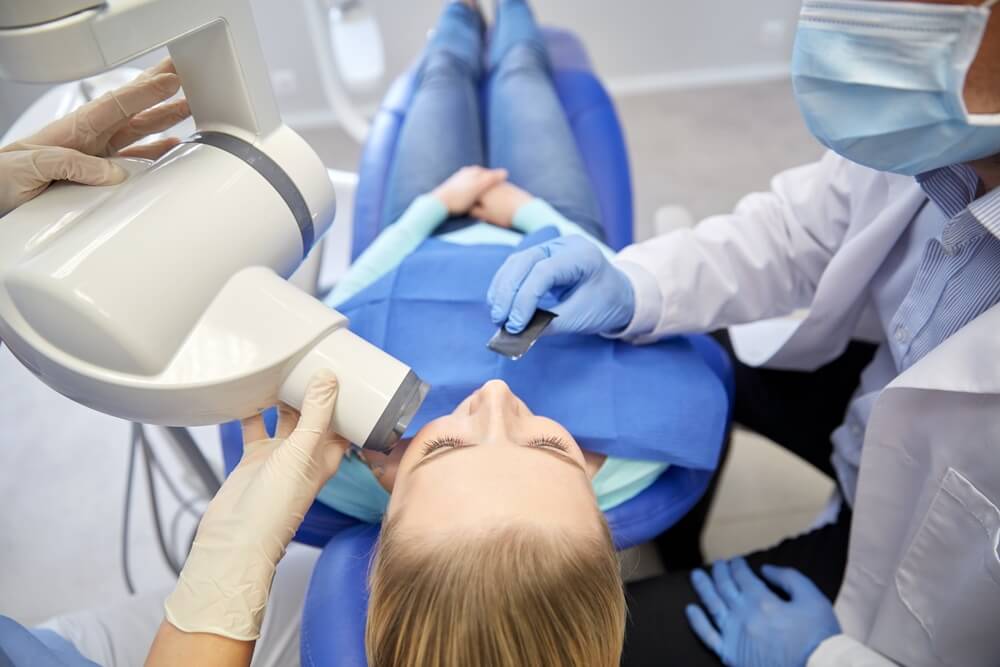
[0,0,802,136]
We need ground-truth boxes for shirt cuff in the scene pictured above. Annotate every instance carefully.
[512,198,555,233]
[607,259,663,341]
[407,194,450,235]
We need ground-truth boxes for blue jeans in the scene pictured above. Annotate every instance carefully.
[382,0,604,240]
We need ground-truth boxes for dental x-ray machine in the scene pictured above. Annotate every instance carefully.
[0,0,427,453]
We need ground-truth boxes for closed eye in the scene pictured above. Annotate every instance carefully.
[527,436,570,453]
[420,436,469,457]
[411,434,585,474]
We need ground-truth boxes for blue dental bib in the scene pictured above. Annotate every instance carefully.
[335,229,726,470]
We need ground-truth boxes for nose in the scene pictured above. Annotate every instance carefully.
[469,380,519,441]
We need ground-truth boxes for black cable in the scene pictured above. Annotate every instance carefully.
[143,429,205,565]
[147,446,202,520]
[138,424,184,576]
[165,427,221,496]
[168,495,201,564]
[120,426,139,595]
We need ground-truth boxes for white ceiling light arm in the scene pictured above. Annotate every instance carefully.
[303,0,385,144]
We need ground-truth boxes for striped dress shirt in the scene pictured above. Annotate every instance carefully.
[830,164,1000,504]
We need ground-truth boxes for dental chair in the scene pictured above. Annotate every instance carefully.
[229,28,733,667]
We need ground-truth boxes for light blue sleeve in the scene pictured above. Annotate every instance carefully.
[512,198,615,259]
[326,194,448,307]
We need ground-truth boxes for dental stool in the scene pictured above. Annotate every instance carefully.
[280,28,733,666]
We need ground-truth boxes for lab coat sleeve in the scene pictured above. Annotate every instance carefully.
[512,198,615,260]
[326,194,448,306]
[613,151,857,341]
[807,635,899,666]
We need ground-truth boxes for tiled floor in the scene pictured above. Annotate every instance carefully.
[1,79,835,624]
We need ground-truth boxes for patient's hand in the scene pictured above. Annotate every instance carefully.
[471,182,533,228]
[432,166,508,215]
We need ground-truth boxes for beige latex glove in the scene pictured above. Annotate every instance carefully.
[165,370,351,641]
[0,58,190,217]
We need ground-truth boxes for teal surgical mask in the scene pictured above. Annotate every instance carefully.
[792,0,1000,176]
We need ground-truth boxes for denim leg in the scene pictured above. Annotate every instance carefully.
[486,0,603,239]
[382,3,486,228]
[488,0,543,66]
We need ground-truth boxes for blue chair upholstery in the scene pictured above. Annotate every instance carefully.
[299,336,732,667]
[218,28,732,665]
[220,27,646,549]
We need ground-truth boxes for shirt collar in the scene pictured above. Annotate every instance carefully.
[917,165,1000,241]
[916,164,982,219]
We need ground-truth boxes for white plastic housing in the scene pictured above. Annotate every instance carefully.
[0,0,426,450]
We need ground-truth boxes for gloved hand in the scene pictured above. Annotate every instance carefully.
[686,558,841,667]
[164,370,350,641]
[487,234,635,335]
[0,58,190,217]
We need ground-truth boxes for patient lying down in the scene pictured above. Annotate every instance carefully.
[309,0,722,665]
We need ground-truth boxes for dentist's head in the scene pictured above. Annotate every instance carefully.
[792,0,1000,178]
[365,380,626,667]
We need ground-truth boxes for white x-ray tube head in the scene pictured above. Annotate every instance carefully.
[0,0,427,452]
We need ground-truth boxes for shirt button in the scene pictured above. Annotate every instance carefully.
[894,327,909,344]
[942,245,957,257]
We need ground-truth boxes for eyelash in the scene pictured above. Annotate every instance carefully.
[420,435,570,456]
[421,437,467,456]
[528,436,570,453]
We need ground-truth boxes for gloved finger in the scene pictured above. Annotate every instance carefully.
[690,568,728,628]
[135,56,177,80]
[487,245,551,329]
[108,99,190,153]
[30,147,127,186]
[293,370,339,438]
[685,604,724,658]
[241,412,269,444]
[760,565,822,601]
[730,557,770,598]
[116,137,181,160]
[711,560,742,608]
[507,250,585,333]
[78,73,182,141]
[315,430,352,477]
[275,403,300,439]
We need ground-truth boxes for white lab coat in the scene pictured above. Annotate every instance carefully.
[615,151,1000,666]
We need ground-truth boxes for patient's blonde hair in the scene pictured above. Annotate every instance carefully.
[365,516,625,667]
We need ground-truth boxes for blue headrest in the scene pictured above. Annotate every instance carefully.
[299,334,732,666]
[300,524,379,667]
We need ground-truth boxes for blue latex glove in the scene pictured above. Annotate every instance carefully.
[686,558,840,667]
[487,234,635,335]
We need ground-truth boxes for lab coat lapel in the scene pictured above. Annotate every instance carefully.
[765,180,926,369]
[888,303,1000,395]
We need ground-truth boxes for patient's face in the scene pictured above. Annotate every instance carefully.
[387,380,601,536]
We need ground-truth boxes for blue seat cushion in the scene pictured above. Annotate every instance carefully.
[294,28,733,666]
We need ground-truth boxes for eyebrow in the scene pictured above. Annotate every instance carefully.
[411,442,586,474]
